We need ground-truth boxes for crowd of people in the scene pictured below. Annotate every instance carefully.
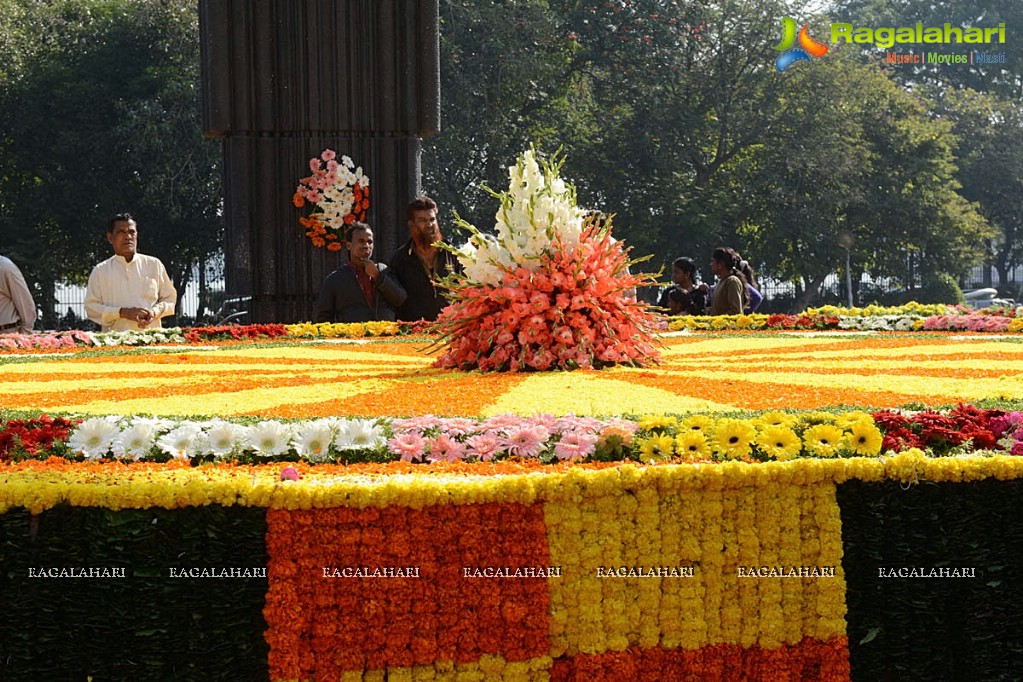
[656,246,763,317]
[1,202,764,333]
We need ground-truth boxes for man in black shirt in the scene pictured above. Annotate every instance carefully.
[388,196,462,322]
[315,223,406,322]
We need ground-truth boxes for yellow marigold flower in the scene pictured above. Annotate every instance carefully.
[713,418,756,460]
[638,434,675,463]
[735,315,754,329]
[803,424,845,457]
[846,420,884,456]
[680,414,714,435]
[710,316,731,329]
[755,426,803,461]
[675,431,710,461]
[638,415,678,432]
[1009,318,1023,333]
[757,411,797,430]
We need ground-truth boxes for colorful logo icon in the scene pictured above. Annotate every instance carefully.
[774,17,829,72]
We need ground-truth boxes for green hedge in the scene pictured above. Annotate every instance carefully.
[0,505,269,681]
[839,480,1023,681]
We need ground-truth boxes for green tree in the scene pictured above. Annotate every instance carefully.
[735,53,990,309]
[0,0,222,326]
[421,0,578,235]
[937,88,1023,296]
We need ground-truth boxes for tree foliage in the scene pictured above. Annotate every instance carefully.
[0,0,222,325]
[423,0,998,308]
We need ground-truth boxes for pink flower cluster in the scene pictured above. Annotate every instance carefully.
[0,331,95,351]
[435,224,659,372]
[990,412,1023,456]
[921,314,1014,332]
[386,414,638,463]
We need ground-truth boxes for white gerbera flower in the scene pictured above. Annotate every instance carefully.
[110,422,157,461]
[156,424,204,460]
[246,421,293,457]
[292,422,335,461]
[129,416,166,428]
[68,416,121,459]
[204,421,245,457]
[336,418,385,450]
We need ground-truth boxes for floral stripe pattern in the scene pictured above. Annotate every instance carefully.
[4,335,1023,417]
[6,457,1023,679]
[260,465,850,680]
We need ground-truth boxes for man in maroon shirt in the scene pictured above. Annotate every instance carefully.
[314,223,406,322]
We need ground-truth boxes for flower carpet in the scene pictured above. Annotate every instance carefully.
[4,333,1023,418]
[4,328,1023,680]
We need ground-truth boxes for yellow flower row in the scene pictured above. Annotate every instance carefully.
[805,303,951,317]
[666,315,770,331]
[635,411,883,462]
[5,454,1023,515]
[283,321,404,338]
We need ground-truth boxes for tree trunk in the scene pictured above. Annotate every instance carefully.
[791,273,830,313]
[39,279,57,330]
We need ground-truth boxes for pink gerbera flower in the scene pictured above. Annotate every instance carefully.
[503,425,551,459]
[482,414,526,430]
[554,431,598,461]
[426,433,466,463]
[388,432,426,462]
[437,417,479,437]
[391,416,443,434]
[465,432,503,461]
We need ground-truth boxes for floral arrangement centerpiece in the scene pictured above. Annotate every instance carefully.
[433,149,660,371]
[292,149,369,251]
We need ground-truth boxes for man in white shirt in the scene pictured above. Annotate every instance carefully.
[0,254,37,334]
[85,213,177,331]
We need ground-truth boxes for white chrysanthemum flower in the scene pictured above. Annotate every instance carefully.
[156,424,204,461]
[204,421,245,457]
[246,421,293,457]
[68,416,122,459]
[292,422,335,461]
[335,418,386,450]
[110,422,158,460]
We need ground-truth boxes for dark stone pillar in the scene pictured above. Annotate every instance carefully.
[199,0,439,323]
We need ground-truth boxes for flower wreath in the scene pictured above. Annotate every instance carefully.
[292,149,370,251]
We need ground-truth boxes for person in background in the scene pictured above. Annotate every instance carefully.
[736,254,763,313]
[85,213,176,331]
[657,257,706,315]
[708,246,749,315]
[0,254,37,334]
[389,196,462,322]
[315,222,406,322]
